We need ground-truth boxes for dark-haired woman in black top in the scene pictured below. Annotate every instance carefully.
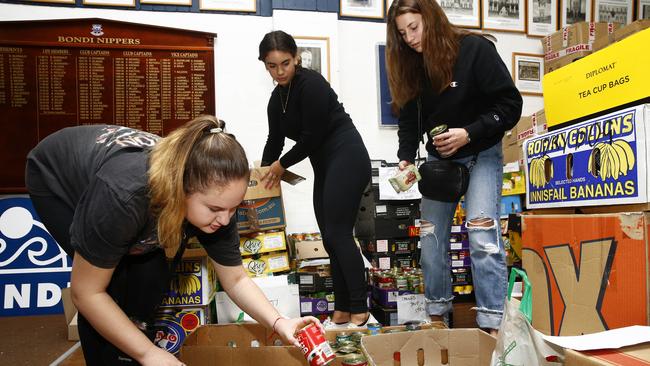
[258,30,373,328]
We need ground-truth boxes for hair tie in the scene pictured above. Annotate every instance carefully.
[210,127,223,134]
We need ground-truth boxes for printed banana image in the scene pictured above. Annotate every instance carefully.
[529,155,553,188]
[588,140,635,181]
[170,274,201,295]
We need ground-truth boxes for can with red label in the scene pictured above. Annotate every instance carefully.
[296,323,336,366]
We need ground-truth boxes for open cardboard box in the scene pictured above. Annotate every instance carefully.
[360,328,495,366]
[61,287,79,341]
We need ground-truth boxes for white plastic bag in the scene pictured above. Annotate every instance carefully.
[491,268,563,366]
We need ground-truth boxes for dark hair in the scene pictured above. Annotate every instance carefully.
[258,30,298,61]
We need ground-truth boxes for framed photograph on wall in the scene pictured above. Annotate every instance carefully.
[141,0,190,5]
[594,0,633,23]
[25,0,74,4]
[199,0,256,12]
[638,0,650,19]
[83,0,134,6]
[376,43,399,127]
[512,52,544,96]
[438,0,482,28]
[482,0,527,32]
[560,0,593,26]
[527,0,558,36]
[340,0,385,19]
[294,36,331,82]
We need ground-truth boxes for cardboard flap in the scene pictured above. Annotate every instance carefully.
[245,167,281,200]
[400,330,441,365]
[61,287,76,324]
[184,324,272,347]
[180,345,304,366]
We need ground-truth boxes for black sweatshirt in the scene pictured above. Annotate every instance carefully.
[397,34,523,163]
[262,68,355,168]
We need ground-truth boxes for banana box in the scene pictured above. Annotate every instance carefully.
[239,230,286,257]
[524,104,649,209]
[161,256,216,307]
[153,306,212,354]
[241,251,290,277]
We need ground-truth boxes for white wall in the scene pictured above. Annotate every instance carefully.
[1,4,545,233]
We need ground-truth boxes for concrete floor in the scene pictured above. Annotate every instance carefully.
[0,314,83,365]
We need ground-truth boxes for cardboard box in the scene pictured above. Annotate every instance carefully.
[355,216,418,239]
[61,287,78,341]
[360,328,495,365]
[542,22,619,56]
[360,237,419,254]
[522,213,650,336]
[372,286,414,308]
[161,256,216,308]
[214,278,299,323]
[241,251,290,277]
[294,239,328,260]
[179,323,307,366]
[594,19,650,52]
[502,170,526,196]
[500,195,522,217]
[237,167,285,234]
[296,271,333,293]
[239,230,287,257]
[542,28,650,128]
[366,252,419,270]
[300,293,334,315]
[503,112,548,166]
[153,306,211,355]
[544,50,590,74]
[524,104,649,209]
[358,201,420,220]
[564,344,650,365]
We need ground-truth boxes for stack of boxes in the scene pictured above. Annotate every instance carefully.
[355,160,421,325]
[236,167,290,277]
[154,249,218,355]
[519,25,650,336]
[288,233,334,321]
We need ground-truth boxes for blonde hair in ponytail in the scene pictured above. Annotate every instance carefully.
[148,115,250,258]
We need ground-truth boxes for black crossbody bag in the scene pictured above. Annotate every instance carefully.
[416,98,476,202]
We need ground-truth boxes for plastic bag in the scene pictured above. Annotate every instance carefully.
[491,268,564,366]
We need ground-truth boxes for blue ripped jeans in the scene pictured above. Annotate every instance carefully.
[419,142,507,329]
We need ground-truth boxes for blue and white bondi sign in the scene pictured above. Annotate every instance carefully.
[0,197,71,316]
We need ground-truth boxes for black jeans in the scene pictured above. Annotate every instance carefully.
[28,193,169,365]
[311,128,371,314]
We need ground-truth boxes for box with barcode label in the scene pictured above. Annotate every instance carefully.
[241,251,290,277]
[239,231,286,257]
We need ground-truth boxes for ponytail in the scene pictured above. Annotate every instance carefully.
[148,115,249,257]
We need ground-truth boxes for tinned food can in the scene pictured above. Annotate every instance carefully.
[367,322,382,335]
[429,124,449,139]
[341,353,368,366]
[296,323,336,366]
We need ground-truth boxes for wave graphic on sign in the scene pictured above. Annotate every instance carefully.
[0,199,71,274]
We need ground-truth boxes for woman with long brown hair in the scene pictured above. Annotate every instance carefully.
[26,116,318,365]
[386,0,523,333]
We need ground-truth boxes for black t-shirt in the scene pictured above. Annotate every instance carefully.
[261,67,355,168]
[26,125,243,269]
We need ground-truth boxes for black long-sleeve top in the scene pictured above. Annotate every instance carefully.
[261,68,354,168]
[397,34,523,163]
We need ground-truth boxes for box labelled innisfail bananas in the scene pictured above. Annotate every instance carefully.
[524,104,649,210]
[543,27,650,128]
[239,230,286,257]
[161,256,216,307]
[154,306,212,355]
[241,251,290,277]
[236,167,286,234]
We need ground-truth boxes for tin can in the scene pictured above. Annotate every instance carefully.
[429,124,449,138]
[377,273,395,289]
[337,345,358,355]
[367,322,382,336]
[296,323,336,366]
[404,321,423,331]
[336,332,351,344]
[341,353,368,366]
[395,275,408,291]
[388,164,422,193]
[407,275,421,293]
[350,331,365,344]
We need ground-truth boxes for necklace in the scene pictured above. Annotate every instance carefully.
[280,81,292,114]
